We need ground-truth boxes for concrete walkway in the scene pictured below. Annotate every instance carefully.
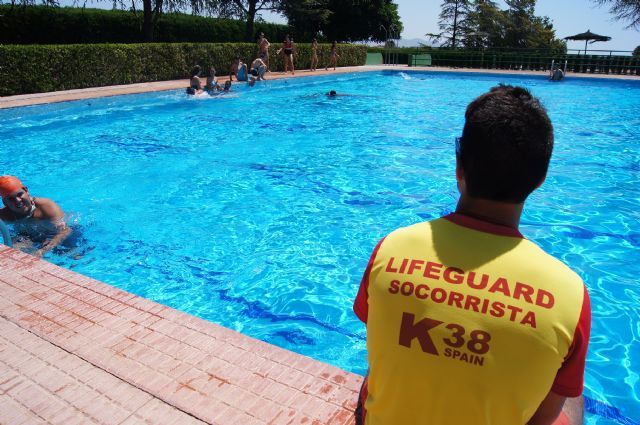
[0,246,361,424]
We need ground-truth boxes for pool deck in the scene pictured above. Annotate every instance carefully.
[1,64,637,109]
[0,246,361,424]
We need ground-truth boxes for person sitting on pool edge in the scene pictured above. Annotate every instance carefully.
[186,65,203,95]
[0,176,71,258]
[249,58,267,82]
[353,85,590,425]
[231,55,248,82]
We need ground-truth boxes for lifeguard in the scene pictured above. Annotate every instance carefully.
[353,86,591,425]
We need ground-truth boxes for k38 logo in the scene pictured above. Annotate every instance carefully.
[399,312,491,366]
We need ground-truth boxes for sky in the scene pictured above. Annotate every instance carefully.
[62,0,639,51]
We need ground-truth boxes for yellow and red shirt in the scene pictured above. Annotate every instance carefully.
[353,213,591,425]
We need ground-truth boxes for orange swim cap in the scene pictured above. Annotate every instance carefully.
[0,176,24,198]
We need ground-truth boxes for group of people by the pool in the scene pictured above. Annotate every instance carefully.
[186,34,339,95]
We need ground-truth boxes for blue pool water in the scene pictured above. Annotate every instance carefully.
[1,71,638,424]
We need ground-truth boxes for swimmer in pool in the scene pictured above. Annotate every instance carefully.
[0,176,71,257]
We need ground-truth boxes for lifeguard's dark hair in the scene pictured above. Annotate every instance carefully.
[459,85,554,203]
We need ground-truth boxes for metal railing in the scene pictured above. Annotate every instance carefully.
[380,24,401,65]
[370,47,640,75]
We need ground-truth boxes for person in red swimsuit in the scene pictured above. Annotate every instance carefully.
[353,85,591,425]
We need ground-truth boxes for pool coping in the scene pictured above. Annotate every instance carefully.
[0,246,361,424]
[1,64,637,109]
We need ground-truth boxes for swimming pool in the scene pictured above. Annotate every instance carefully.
[1,70,638,424]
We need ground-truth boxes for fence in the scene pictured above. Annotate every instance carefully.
[370,47,640,76]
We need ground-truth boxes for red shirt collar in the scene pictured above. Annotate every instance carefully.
[443,213,524,238]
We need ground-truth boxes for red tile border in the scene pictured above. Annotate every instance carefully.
[0,247,362,424]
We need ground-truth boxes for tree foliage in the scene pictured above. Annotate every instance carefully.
[431,0,471,48]
[322,0,402,42]
[210,0,282,41]
[634,45,640,55]
[463,0,503,49]
[279,0,331,40]
[278,0,402,42]
[433,0,566,51]
[592,0,640,30]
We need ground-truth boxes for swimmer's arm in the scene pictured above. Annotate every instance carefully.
[34,199,71,258]
[35,226,71,258]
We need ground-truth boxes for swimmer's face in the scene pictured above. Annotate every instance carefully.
[2,187,31,214]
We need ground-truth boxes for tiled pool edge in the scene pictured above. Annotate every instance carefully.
[0,246,361,424]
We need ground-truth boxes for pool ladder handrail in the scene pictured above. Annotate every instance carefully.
[0,219,12,247]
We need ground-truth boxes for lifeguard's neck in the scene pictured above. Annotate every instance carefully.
[455,195,523,230]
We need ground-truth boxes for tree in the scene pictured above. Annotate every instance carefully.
[212,0,282,41]
[457,0,565,51]
[321,0,402,42]
[592,0,640,30]
[463,0,503,49]
[634,45,640,55]
[503,0,536,48]
[279,0,331,40]
[429,0,471,48]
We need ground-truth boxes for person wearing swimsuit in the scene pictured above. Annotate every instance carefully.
[326,41,338,71]
[0,176,71,258]
[282,35,295,75]
[310,38,318,71]
[205,67,219,93]
[257,32,271,72]
[187,65,203,95]
[249,58,267,82]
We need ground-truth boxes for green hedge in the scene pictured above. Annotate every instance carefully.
[0,43,367,96]
[0,5,291,44]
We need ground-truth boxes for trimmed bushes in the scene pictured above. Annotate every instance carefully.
[0,43,367,96]
[0,5,290,44]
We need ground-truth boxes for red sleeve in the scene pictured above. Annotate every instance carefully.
[353,238,385,324]
[551,285,591,397]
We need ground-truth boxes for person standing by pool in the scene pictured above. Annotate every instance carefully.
[257,32,271,72]
[282,35,295,75]
[310,38,319,71]
[0,176,71,258]
[326,41,338,71]
[353,85,591,425]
